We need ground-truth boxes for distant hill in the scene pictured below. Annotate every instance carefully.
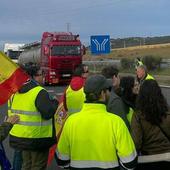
[110,36,170,49]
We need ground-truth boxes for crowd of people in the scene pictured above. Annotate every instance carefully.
[0,60,170,170]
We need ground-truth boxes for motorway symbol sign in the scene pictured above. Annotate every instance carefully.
[90,35,110,54]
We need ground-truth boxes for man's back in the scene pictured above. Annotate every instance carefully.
[57,103,137,169]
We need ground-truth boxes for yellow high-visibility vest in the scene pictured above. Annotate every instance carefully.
[8,86,52,138]
[57,103,137,169]
[66,86,85,115]
[145,74,154,80]
[127,107,134,124]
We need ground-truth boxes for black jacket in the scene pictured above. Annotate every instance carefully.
[9,80,59,151]
[0,122,13,142]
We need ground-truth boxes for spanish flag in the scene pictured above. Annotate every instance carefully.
[0,52,29,105]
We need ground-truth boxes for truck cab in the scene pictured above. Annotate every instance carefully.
[18,32,86,85]
[4,43,25,63]
[41,32,85,84]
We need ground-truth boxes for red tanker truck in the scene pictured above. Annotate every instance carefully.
[18,32,86,85]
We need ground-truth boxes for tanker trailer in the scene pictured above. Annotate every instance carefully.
[18,42,41,65]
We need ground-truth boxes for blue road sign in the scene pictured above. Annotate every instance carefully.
[90,35,110,54]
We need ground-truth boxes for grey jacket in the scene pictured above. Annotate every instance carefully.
[107,88,130,130]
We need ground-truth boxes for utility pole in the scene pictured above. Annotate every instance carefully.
[123,40,126,48]
[140,39,142,46]
[143,38,145,45]
[66,23,71,32]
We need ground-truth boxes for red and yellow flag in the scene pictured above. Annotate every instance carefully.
[0,51,29,105]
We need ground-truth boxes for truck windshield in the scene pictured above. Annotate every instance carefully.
[51,45,81,56]
[7,50,22,59]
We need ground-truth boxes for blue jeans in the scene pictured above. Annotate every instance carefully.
[13,150,22,170]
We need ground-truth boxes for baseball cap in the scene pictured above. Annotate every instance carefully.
[84,75,112,94]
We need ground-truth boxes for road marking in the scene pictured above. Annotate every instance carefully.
[47,90,55,93]
[56,92,64,96]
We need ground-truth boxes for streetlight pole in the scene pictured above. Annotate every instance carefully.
[123,40,126,48]
[66,23,71,32]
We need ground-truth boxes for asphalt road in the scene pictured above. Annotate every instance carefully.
[0,85,170,170]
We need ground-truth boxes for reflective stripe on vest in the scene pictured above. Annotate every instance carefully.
[66,86,85,115]
[71,160,119,169]
[57,103,137,169]
[56,150,70,161]
[119,150,137,163]
[8,86,52,138]
[18,119,52,126]
[11,109,39,115]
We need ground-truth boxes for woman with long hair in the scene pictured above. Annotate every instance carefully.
[119,76,138,123]
[131,79,170,170]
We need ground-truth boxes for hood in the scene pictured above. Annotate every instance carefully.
[70,76,85,91]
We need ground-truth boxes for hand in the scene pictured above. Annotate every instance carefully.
[112,75,120,90]
[6,115,20,125]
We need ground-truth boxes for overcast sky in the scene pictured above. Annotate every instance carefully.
[0,0,170,49]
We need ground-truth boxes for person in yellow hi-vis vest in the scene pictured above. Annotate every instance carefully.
[56,75,137,170]
[136,64,154,85]
[63,64,89,115]
[119,76,139,125]
[8,62,58,170]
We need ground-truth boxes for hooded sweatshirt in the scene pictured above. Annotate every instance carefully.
[63,76,85,111]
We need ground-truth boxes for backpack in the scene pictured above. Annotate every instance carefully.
[0,143,12,170]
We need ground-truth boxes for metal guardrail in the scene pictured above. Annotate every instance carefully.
[83,59,170,70]
[160,85,170,106]
[83,60,121,73]
[160,85,170,88]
